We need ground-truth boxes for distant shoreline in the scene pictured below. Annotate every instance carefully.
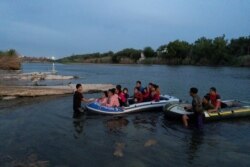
[21,61,250,68]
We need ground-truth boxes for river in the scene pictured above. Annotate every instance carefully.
[0,63,250,167]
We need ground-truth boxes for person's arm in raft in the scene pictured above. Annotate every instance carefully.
[82,98,95,103]
[208,99,221,113]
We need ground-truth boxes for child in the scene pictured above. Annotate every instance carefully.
[142,87,150,102]
[150,84,160,102]
[106,89,120,107]
[123,88,129,106]
[97,91,108,105]
[116,85,126,106]
[134,87,143,103]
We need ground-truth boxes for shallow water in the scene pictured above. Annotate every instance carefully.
[0,63,250,167]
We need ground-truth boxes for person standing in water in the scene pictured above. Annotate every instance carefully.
[73,84,95,115]
[182,87,204,129]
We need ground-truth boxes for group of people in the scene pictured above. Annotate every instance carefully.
[96,81,161,108]
[73,82,222,129]
[73,81,162,114]
[182,87,221,128]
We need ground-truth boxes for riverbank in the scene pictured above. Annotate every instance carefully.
[0,50,21,70]
[0,84,115,98]
[56,35,250,67]
[57,53,250,67]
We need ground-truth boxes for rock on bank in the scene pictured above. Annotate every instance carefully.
[0,84,115,97]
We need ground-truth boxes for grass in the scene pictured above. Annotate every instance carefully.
[0,51,21,70]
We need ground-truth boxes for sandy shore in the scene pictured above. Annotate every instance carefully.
[0,84,115,97]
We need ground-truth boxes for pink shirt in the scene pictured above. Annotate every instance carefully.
[98,97,108,105]
[106,94,120,107]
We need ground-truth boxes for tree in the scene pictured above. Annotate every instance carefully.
[143,47,155,58]
[7,49,17,56]
[113,48,141,63]
[192,37,214,63]
[211,35,229,64]
[166,40,191,59]
[156,44,168,58]
[228,36,250,57]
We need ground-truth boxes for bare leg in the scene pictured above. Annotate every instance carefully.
[182,115,189,127]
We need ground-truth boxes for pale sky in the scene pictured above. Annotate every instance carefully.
[0,0,249,57]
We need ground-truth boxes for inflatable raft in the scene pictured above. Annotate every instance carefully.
[86,95,179,115]
[164,100,250,121]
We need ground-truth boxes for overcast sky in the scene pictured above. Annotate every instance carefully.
[0,0,249,58]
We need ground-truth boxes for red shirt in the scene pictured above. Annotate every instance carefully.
[152,93,160,101]
[118,92,126,103]
[210,93,221,107]
[151,93,160,101]
[134,92,143,103]
[142,92,150,101]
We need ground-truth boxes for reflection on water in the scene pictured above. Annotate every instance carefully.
[0,63,250,167]
[133,113,158,132]
[187,131,204,165]
[113,142,126,157]
[144,139,157,147]
[106,117,129,133]
[0,153,49,167]
[73,113,86,139]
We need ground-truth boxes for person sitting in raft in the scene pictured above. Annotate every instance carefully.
[73,84,95,114]
[142,87,150,102]
[155,84,161,97]
[134,87,144,103]
[202,94,214,111]
[106,89,120,107]
[136,80,144,93]
[116,85,126,106]
[150,84,160,102]
[208,87,221,113]
[147,82,154,95]
[97,91,108,105]
[123,88,129,106]
[182,87,204,129]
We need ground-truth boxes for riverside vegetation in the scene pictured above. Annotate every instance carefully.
[1,35,250,70]
[57,35,250,67]
[0,49,21,70]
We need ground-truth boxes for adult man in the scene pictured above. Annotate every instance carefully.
[73,84,94,115]
[208,87,221,113]
[136,81,144,93]
[182,87,203,129]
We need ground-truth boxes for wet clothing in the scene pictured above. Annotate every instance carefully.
[192,94,203,114]
[73,91,83,112]
[192,94,204,129]
[106,94,120,107]
[134,92,143,103]
[210,93,221,108]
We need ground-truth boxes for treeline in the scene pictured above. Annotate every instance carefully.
[0,49,21,70]
[157,35,250,66]
[21,56,53,63]
[57,35,250,66]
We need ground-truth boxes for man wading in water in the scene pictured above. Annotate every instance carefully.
[182,87,204,129]
[73,84,94,117]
